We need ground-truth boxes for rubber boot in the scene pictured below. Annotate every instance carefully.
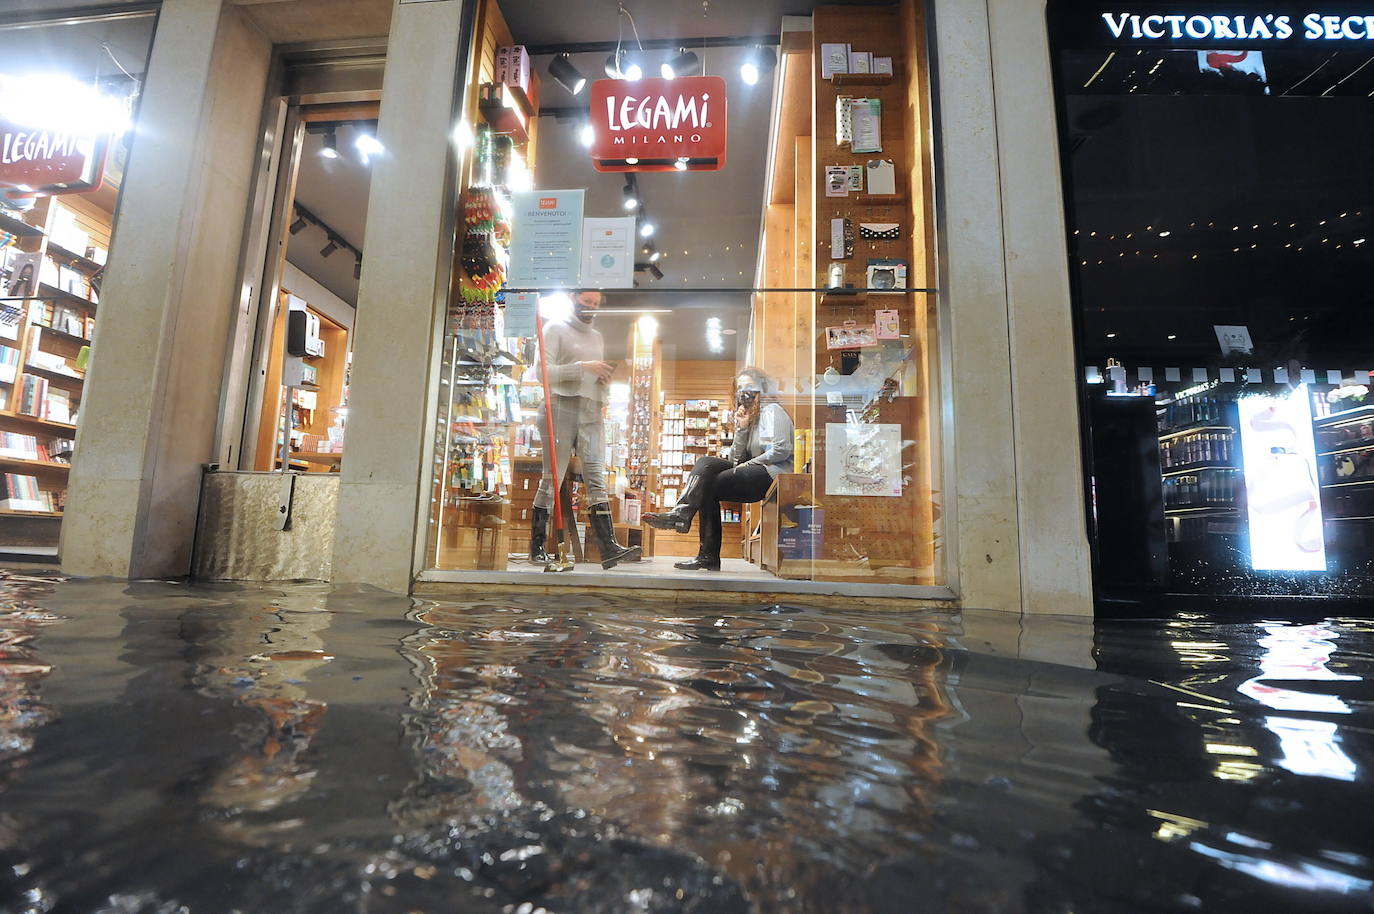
[530,506,555,565]
[645,474,704,533]
[588,503,641,569]
[673,515,722,571]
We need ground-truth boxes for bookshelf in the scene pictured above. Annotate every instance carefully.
[0,193,105,548]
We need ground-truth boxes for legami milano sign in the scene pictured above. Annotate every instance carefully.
[1090,6,1374,42]
[588,76,727,172]
[0,117,109,196]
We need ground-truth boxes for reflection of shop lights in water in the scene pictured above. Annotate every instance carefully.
[1189,840,1373,894]
[1236,385,1326,571]
[0,72,132,135]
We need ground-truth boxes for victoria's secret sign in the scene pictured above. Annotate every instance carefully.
[588,76,727,172]
[0,117,108,196]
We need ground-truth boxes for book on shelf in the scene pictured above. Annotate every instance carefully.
[1,472,46,512]
[0,304,20,341]
[0,345,18,384]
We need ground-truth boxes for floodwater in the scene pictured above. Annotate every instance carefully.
[0,575,1372,913]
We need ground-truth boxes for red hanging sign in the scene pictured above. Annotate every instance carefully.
[0,117,110,197]
[588,76,727,173]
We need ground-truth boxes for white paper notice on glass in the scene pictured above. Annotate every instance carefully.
[580,216,635,288]
[1214,324,1254,356]
[508,189,585,288]
[503,291,538,338]
[825,422,903,497]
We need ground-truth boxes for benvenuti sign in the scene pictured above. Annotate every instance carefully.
[588,76,727,173]
[0,117,109,196]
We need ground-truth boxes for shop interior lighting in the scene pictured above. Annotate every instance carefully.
[647,263,664,281]
[320,129,340,159]
[674,157,689,171]
[549,53,588,95]
[739,46,776,86]
[320,238,340,258]
[622,178,639,211]
[579,123,596,147]
[355,133,384,165]
[662,49,701,79]
[605,49,643,81]
[639,219,656,238]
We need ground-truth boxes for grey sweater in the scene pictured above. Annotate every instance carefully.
[542,317,606,403]
[730,402,795,476]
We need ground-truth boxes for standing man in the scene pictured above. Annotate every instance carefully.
[531,289,641,569]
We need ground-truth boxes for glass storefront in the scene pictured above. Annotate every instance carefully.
[423,0,945,588]
[0,9,156,561]
[1051,2,1374,607]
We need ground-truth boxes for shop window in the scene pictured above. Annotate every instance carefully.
[425,0,944,588]
[0,11,156,561]
[1050,1,1374,606]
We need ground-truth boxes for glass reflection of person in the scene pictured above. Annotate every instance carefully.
[646,368,794,571]
[531,289,641,569]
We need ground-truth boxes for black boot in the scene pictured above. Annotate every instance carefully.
[645,475,704,533]
[588,504,641,569]
[673,515,721,571]
[530,506,555,564]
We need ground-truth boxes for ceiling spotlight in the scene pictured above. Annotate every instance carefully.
[353,259,362,280]
[662,49,701,79]
[320,129,339,159]
[549,53,587,95]
[355,133,384,164]
[674,157,688,171]
[579,123,595,147]
[649,249,661,263]
[622,180,639,211]
[320,239,339,257]
[605,49,642,80]
[639,220,655,238]
[648,263,664,280]
[739,46,776,86]
[624,157,640,165]
[289,212,308,234]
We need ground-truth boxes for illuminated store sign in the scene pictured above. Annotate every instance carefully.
[0,118,109,196]
[1102,10,1374,41]
[588,76,727,173]
[1237,386,1327,572]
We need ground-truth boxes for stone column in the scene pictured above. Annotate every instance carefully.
[61,0,273,578]
[329,0,468,592]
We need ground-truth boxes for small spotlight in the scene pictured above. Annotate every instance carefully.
[639,221,655,238]
[625,157,640,165]
[649,249,661,263]
[353,259,362,280]
[674,157,688,171]
[355,133,384,164]
[549,53,587,95]
[579,123,595,147]
[662,49,701,79]
[606,49,642,80]
[320,239,339,257]
[289,212,308,234]
[648,263,664,280]
[623,182,639,210]
[320,129,339,159]
[739,46,776,86]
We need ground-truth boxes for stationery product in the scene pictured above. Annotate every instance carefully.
[865,159,897,195]
[821,43,851,78]
[847,165,865,192]
[830,218,853,260]
[849,51,873,73]
[825,166,850,197]
[825,321,879,349]
[866,258,907,290]
[835,96,854,146]
[875,309,900,339]
[859,223,900,241]
[828,263,846,288]
[849,98,882,153]
[873,57,894,75]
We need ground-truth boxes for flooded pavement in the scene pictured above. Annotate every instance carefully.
[0,574,1371,913]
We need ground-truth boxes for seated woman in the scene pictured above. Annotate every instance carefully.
[645,367,795,571]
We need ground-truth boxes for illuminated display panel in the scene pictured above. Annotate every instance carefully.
[1237,386,1326,572]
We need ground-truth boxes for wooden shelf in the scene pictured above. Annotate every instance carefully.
[0,508,62,518]
[38,325,91,346]
[0,211,43,240]
[0,410,78,435]
[1319,441,1374,457]
[24,364,84,386]
[37,283,96,311]
[45,242,103,274]
[1158,423,1232,442]
[830,71,898,87]
[854,194,906,206]
[1165,505,1238,515]
[1161,464,1236,477]
[1323,478,1374,489]
[294,452,342,466]
[1317,403,1374,428]
[0,455,70,472]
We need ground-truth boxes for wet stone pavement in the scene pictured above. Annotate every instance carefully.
[0,574,1371,913]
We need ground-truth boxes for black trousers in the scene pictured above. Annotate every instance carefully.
[688,456,774,559]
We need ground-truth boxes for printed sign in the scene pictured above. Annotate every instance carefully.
[1057,6,1374,45]
[0,117,109,196]
[508,189,585,288]
[580,217,636,288]
[588,76,727,172]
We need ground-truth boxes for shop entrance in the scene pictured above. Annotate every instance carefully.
[422,0,947,593]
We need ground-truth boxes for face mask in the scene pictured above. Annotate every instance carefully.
[573,297,598,323]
